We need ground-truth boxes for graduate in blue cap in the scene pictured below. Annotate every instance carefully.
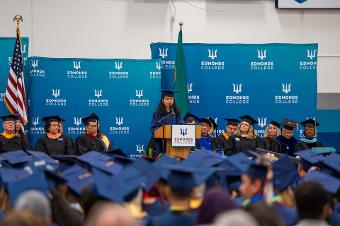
[217,118,240,151]
[35,115,74,155]
[0,114,30,152]
[295,118,324,151]
[262,120,281,153]
[74,113,110,155]
[276,118,298,156]
[223,115,263,156]
[197,117,221,153]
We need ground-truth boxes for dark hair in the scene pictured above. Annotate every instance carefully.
[44,119,59,133]
[295,181,330,220]
[197,187,236,224]
[244,202,284,226]
[156,97,180,118]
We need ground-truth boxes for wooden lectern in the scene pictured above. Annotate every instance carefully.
[153,125,201,158]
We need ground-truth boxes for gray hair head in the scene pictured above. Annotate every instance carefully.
[213,209,259,226]
[15,190,51,221]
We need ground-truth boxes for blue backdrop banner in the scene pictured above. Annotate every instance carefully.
[150,43,318,138]
[27,57,161,158]
[0,37,29,115]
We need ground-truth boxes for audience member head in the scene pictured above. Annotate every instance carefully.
[214,209,259,226]
[240,164,267,200]
[244,202,284,226]
[0,210,41,226]
[1,115,18,134]
[264,121,281,138]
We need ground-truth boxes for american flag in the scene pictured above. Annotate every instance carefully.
[4,28,28,126]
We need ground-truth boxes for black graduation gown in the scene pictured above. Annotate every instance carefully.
[223,135,263,156]
[276,135,298,156]
[148,209,197,226]
[261,137,281,153]
[35,134,74,155]
[74,134,105,155]
[0,134,30,152]
[216,133,229,150]
[294,139,324,151]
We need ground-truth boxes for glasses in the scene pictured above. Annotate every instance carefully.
[240,122,250,127]
[3,122,15,125]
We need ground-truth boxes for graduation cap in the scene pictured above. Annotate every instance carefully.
[322,153,340,175]
[161,88,178,98]
[255,148,300,165]
[1,150,31,166]
[105,148,132,166]
[0,168,31,185]
[189,149,224,167]
[81,113,99,125]
[0,114,19,122]
[5,172,49,205]
[302,171,340,194]
[199,117,218,129]
[282,118,298,131]
[77,151,123,175]
[311,147,336,155]
[224,118,240,127]
[300,118,320,128]
[228,152,253,173]
[272,156,300,191]
[44,170,67,189]
[269,120,280,128]
[244,163,267,181]
[295,150,325,171]
[131,158,161,191]
[42,115,63,123]
[28,150,59,167]
[183,113,200,124]
[239,115,257,125]
[59,165,95,195]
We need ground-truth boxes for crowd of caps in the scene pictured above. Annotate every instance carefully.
[0,142,340,226]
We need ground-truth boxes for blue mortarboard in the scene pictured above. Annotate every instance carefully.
[0,168,30,185]
[45,170,67,189]
[81,113,99,125]
[295,150,325,171]
[228,152,253,173]
[77,151,123,175]
[0,114,19,121]
[239,115,257,125]
[59,165,94,195]
[322,153,340,175]
[272,156,300,191]
[183,113,200,123]
[224,118,240,127]
[105,149,132,166]
[303,171,340,194]
[1,150,31,165]
[153,155,179,167]
[217,159,242,177]
[27,151,59,171]
[6,172,48,204]
[131,158,161,191]
[245,163,267,181]
[311,147,336,155]
[167,169,195,196]
[189,149,224,167]
[115,167,146,199]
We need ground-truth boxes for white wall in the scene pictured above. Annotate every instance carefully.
[1,0,339,93]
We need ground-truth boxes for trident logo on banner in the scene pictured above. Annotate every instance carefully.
[114,61,123,71]
[136,144,144,154]
[136,89,143,98]
[180,128,188,136]
[208,49,218,60]
[257,49,267,60]
[94,89,102,98]
[257,117,267,128]
[307,49,317,60]
[31,59,38,68]
[73,61,81,70]
[159,48,168,59]
[156,61,161,70]
[187,83,193,93]
[32,117,39,126]
[73,117,82,126]
[115,117,124,126]
[22,44,27,54]
[282,83,291,94]
[52,89,60,98]
[233,83,242,94]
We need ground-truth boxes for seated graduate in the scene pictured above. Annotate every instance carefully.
[150,89,181,133]
[0,114,30,152]
[276,119,298,156]
[217,118,240,151]
[35,115,73,155]
[197,117,220,153]
[223,115,262,156]
[74,113,110,155]
[261,120,281,153]
[295,118,323,151]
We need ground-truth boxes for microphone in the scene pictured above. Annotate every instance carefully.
[170,105,175,116]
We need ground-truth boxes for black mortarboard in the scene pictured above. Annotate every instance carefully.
[239,115,257,125]
[269,120,281,128]
[161,89,177,98]
[244,163,267,181]
[224,118,240,127]
[183,113,200,123]
[282,118,298,131]
[300,118,320,128]
[42,115,63,123]
[199,117,218,129]
[0,114,19,122]
[82,113,99,125]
